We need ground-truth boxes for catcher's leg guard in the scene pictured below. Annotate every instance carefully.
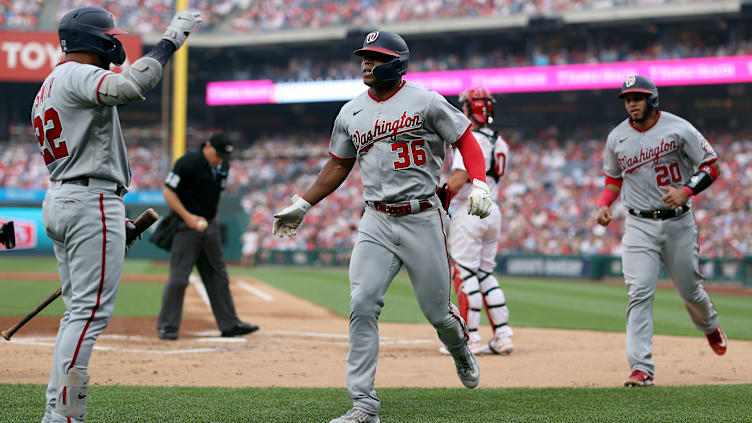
[478,270,513,339]
[451,261,469,323]
[455,264,482,344]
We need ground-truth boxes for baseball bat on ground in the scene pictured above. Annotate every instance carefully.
[1,208,159,341]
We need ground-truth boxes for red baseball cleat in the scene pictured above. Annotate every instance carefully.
[623,370,654,387]
[705,327,727,355]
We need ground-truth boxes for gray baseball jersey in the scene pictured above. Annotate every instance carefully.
[329,81,471,201]
[602,110,720,379]
[31,61,131,188]
[330,81,474,415]
[33,60,135,423]
[603,111,717,211]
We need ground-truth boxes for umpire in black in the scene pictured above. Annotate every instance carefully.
[157,133,259,340]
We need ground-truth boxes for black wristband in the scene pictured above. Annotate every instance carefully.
[145,39,177,68]
[684,168,714,195]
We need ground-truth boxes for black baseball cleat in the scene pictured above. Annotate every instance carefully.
[158,328,178,341]
[221,322,260,337]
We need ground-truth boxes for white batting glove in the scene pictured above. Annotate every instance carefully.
[273,194,312,237]
[162,11,202,49]
[466,179,492,218]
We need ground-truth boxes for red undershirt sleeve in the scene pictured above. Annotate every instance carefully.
[453,129,486,184]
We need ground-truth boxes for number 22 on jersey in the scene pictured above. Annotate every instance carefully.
[33,107,69,166]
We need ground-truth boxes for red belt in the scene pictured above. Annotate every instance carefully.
[370,200,432,216]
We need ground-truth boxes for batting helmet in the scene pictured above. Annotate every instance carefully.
[618,75,659,109]
[354,30,409,81]
[459,86,496,125]
[59,7,127,66]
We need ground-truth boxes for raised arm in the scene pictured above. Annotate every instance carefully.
[97,11,201,106]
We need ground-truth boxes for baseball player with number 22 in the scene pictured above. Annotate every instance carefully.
[273,30,492,423]
[598,75,727,388]
[32,6,200,422]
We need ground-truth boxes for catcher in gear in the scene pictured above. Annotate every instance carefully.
[440,86,515,356]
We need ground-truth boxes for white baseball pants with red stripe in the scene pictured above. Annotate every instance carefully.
[41,183,125,423]
[346,203,469,416]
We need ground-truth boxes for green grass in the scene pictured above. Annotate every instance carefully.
[231,266,752,340]
[3,383,752,423]
[1,258,750,339]
[0,256,170,274]
[0,280,166,317]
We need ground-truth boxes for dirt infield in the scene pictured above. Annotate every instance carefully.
[2,276,751,389]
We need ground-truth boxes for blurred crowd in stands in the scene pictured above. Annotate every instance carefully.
[2,0,714,33]
[0,0,43,28]
[53,0,235,32]
[2,126,750,259]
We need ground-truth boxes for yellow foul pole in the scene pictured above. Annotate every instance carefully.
[171,0,188,163]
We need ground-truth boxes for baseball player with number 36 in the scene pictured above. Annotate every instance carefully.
[273,30,492,423]
[598,75,727,388]
[31,7,200,422]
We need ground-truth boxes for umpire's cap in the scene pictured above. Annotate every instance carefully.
[209,134,234,161]
[354,30,409,81]
[58,6,128,66]
[618,75,659,109]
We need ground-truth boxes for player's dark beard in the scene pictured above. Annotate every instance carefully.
[366,78,401,91]
[630,108,655,123]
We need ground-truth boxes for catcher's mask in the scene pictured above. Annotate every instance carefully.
[354,30,409,81]
[460,86,496,125]
[58,6,127,66]
[618,75,659,110]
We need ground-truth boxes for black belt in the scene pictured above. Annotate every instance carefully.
[62,177,127,197]
[628,205,689,220]
[369,200,432,216]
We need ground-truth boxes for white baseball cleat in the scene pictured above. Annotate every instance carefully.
[488,337,514,355]
[451,345,480,389]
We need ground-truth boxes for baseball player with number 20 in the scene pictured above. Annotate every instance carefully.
[439,86,514,357]
[273,30,492,423]
[32,7,200,422]
[598,75,727,388]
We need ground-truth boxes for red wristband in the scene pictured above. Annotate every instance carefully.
[598,189,618,207]
[682,186,694,197]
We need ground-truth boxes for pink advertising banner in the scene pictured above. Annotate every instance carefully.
[206,56,752,105]
[206,79,275,105]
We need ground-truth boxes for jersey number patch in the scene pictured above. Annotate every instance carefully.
[33,108,69,166]
[655,162,681,186]
[493,151,507,178]
[165,172,181,189]
[392,140,426,169]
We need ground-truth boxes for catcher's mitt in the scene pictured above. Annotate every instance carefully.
[436,183,454,212]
